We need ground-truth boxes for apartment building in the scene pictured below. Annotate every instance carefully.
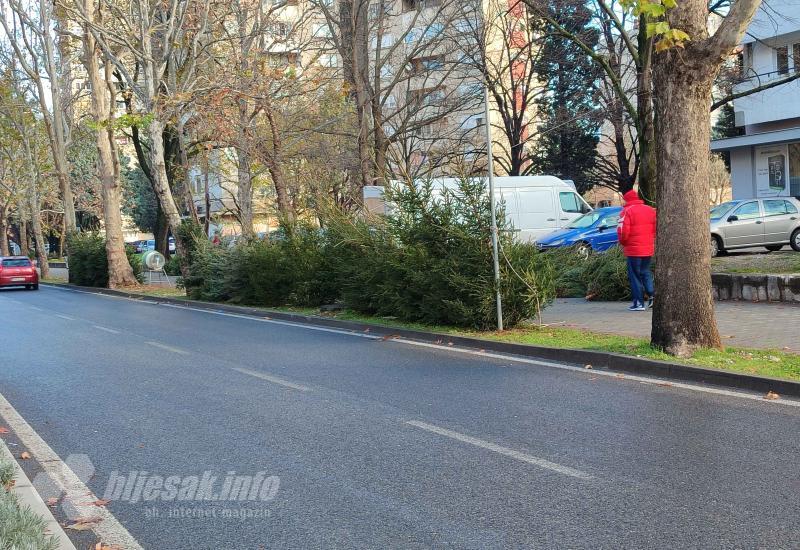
[711,0,800,199]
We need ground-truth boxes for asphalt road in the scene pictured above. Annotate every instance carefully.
[1,286,799,549]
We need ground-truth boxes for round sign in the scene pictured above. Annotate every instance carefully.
[142,250,166,270]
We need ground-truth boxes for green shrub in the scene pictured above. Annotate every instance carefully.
[165,254,182,276]
[67,232,141,287]
[322,179,555,329]
[546,245,632,301]
[182,179,555,329]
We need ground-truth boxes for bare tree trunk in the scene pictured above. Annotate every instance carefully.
[236,147,254,237]
[81,8,138,287]
[0,207,9,256]
[176,121,199,225]
[19,219,29,257]
[26,179,49,279]
[264,107,293,222]
[650,0,761,355]
[636,22,656,204]
[203,148,211,237]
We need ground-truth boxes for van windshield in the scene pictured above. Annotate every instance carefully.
[567,211,603,229]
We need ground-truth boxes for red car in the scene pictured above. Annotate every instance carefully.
[0,256,39,290]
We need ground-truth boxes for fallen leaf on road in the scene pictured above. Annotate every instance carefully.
[96,544,124,550]
[19,451,30,459]
[615,374,625,379]
[65,516,103,531]
[46,497,59,506]
[363,328,370,333]
[91,499,110,507]
[0,426,9,434]
[656,382,673,387]
[764,391,780,400]
[584,364,592,370]
[447,342,453,346]
[588,377,597,381]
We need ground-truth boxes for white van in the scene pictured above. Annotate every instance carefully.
[364,176,592,243]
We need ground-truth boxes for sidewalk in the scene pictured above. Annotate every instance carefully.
[543,298,800,352]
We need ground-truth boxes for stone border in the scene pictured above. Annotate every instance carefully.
[41,283,800,399]
[0,439,77,550]
[712,272,800,303]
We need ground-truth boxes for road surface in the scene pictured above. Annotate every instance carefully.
[1,286,798,549]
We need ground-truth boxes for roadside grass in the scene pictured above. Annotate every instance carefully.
[0,455,59,550]
[712,251,800,274]
[41,283,800,383]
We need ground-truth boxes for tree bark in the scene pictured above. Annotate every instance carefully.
[236,100,254,237]
[0,208,9,256]
[26,177,49,280]
[19,219,29,257]
[649,0,761,354]
[81,6,138,288]
[636,21,656,204]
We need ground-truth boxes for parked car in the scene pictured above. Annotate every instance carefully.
[0,256,39,290]
[536,207,622,254]
[710,198,800,256]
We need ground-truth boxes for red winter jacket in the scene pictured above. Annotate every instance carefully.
[617,189,656,257]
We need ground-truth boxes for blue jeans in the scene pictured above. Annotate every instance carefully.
[627,257,654,306]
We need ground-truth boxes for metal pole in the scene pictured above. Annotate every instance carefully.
[483,83,503,331]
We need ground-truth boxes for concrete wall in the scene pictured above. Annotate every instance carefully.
[729,147,755,200]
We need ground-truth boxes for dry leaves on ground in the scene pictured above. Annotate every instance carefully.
[91,499,111,507]
[0,426,9,434]
[764,391,780,400]
[65,516,103,531]
[19,451,30,459]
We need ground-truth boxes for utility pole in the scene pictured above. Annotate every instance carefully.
[483,84,503,331]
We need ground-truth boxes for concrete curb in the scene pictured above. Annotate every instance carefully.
[42,283,800,399]
[0,439,77,550]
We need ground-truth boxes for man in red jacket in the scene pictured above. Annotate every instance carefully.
[617,189,656,311]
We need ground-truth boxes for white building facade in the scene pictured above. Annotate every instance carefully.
[711,0,800,199]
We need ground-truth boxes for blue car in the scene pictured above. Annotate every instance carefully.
[536,206,622,253]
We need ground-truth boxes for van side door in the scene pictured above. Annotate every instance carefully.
[515,189,556,242]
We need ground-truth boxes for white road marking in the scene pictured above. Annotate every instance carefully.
[0,392,143,549]
[405,420,593,479]
[230,367,312,392]
[54,313,76,321]
[158,302,382,340]
[93,325,120,334]
[394,339,800,409]
[42,284,800,408]
[145,341,189,355]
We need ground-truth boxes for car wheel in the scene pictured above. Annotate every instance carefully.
[765,245,783,252]
[791,229,800,252]
[711,235,724,257]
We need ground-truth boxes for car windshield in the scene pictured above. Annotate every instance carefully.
[710,201,739,219]
[567,211,603,229]
[2,259,31,267]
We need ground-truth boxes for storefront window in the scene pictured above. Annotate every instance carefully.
[790,143,800,196]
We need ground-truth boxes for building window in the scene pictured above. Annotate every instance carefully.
[794,44,800,73]
[777,45,789,75]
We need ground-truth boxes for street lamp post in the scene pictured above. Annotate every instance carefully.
[483,83,503,331]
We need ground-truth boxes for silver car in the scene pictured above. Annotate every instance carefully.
[710,198,800,256]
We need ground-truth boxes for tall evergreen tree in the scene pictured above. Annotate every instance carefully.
[532,0,601,194]
[712,104,744,169]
